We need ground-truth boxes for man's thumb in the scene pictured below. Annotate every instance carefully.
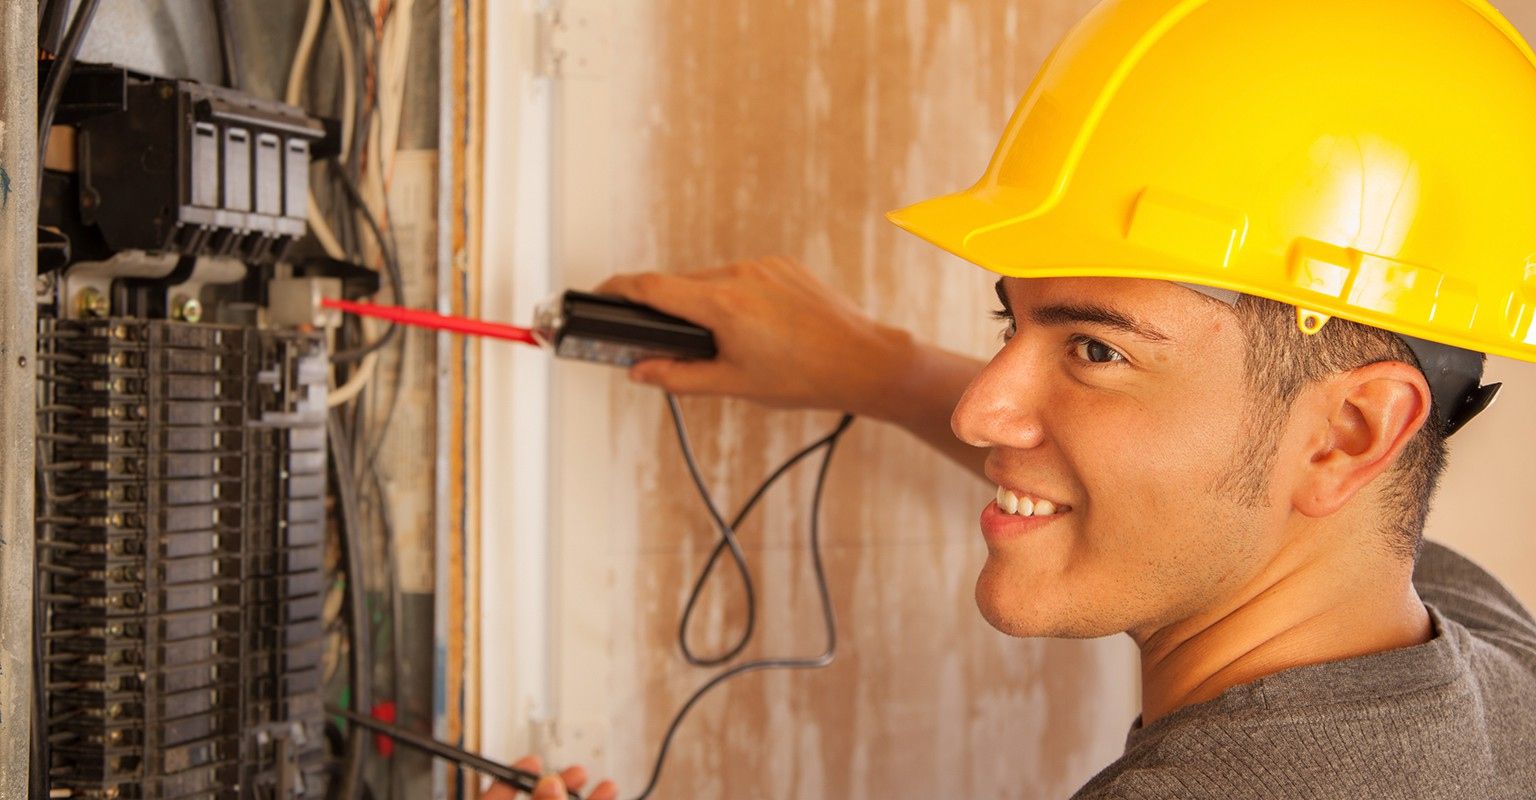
[532,775,566,800]
[630,358,729,397]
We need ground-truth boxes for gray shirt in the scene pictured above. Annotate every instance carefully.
[1073,541,1536,799]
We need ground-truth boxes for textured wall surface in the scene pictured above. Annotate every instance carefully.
[515,2,1536,799]
[542,1,1135,798]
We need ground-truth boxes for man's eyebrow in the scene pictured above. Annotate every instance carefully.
[993,280,1171,341]
[1030,303,1171,342]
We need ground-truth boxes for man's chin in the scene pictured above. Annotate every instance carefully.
[973,563,1116,640]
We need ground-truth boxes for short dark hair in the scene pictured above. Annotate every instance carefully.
[1228,295,1448,560]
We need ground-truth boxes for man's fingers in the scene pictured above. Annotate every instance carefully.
[480,783,518,800]
[629,358,735,397]
[531,774,567,800]
[558,765,588,792]
[511,755,542,774]
[593,272,718,327]
[586,779,620,800]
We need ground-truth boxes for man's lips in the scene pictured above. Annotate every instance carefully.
[980,500,1070,543]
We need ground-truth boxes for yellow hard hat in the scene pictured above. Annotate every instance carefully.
[890,0,1536,366]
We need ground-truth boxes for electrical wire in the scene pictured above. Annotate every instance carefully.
[212,0,241,90]
[287,0,351,261]
[286,0,328,105]
[374,0,413,182]
[328,352,377,407]
[625,401,855,800]
[369,451,408,800]
[303,6,410,791]
[328,319,381,408]
[38,0,70,54]
[37,0,102,166]
[673,395,856,666]
[328,0,358,167]
[333,397,856,800]
[329,164,402,364]
[345,0,376,177]
[329,412,375,799]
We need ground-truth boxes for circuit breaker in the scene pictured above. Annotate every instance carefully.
[45,63,325,269]
[36,320,331,799]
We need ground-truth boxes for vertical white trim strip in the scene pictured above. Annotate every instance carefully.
[479,0,558,778]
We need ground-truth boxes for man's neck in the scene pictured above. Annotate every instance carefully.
[1132,533,1432,725]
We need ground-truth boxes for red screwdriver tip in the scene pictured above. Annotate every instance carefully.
[321,297,540,346]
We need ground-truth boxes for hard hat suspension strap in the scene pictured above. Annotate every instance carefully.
[1178,283,1498,436]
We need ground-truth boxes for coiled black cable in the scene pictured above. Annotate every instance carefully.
[672,394,853,667]
[330,398,854,800]
[626,398,855,800]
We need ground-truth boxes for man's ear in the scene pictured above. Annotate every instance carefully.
[1292,361,1432,518]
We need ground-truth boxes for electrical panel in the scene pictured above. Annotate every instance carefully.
[49,64,325,267]
[35,48,343,795]
[36,320,331,798]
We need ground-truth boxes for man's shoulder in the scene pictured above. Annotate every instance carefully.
[1070,698,1511,799]
[1415,540,1536,655]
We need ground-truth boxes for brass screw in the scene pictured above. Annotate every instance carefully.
[76,287,110,318]
[172,296,203,324]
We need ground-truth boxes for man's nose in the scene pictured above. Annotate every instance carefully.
[951,344,1047,451]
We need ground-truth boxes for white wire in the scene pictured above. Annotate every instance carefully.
[288,0,347,261]
[329,0,357,166]
[329,350,378,407]
[328,322,380,407]
[377,0,414,181]
[327,351,377,408]
[285,0,327,106]
[307,194,347,260]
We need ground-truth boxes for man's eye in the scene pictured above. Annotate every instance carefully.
[991,309,1017,342]
[1071,336,1125,365]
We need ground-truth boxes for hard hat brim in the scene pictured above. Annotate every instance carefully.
[888,188,1530,365]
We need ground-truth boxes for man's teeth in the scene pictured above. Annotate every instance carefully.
[994,486,1065,517]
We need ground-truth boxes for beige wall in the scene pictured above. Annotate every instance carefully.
[539,1,1134,798]
[481,1,1536,797]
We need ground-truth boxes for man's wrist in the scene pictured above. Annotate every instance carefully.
[843,322,921,424]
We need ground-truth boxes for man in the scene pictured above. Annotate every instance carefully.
[499,0,1536,796]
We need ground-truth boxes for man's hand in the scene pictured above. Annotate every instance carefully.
[596,257,913,419]
[597,257,989,478]
[481,755,617,800]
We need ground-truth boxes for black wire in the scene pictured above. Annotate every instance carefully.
[313,398,855,800]
[335,0,373,182]
[37,0,102,166]
[627,403,855,800]
[38,0,71,54]
[672,396,853,666]
[664,395,753,665]
[212,0,241,90]
[329,164,403,364]
[354,169,406,477]
[329,412,374,799]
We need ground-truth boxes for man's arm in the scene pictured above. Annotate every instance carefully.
[595,257,988,478]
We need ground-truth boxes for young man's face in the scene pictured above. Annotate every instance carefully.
[952,276,1299,641]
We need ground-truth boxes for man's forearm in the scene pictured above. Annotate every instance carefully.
[856,326,988,480]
